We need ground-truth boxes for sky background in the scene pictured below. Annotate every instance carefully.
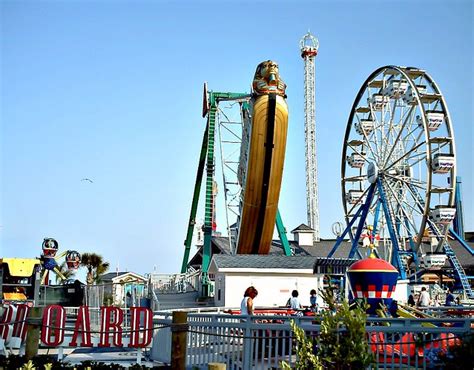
[1,0,472,277]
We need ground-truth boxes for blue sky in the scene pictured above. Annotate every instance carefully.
[1,0,472,275]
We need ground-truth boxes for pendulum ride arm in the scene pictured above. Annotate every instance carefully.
[181,124,209,273]
[276,210,291,256]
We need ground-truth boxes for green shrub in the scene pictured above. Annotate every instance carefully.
[282,288,375,369]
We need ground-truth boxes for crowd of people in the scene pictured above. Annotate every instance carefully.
[240,287,321,315]
[240,285,462,316]
[407,287,461,308]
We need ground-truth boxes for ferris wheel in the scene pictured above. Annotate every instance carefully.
[338,66,457,278]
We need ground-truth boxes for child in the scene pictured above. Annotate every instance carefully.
[310,289,318,312]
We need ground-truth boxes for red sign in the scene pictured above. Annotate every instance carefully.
[0,305,153,349]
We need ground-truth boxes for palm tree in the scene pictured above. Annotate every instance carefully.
[55,261,76,284]
[81,253,110,285]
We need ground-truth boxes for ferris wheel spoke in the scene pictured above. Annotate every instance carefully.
[384,141,425,172]
[345,185,376,215]
[398,179,431,211]
[381,105,416,167]
[367,102,383,160]
[403,150,427,167]
[347,145,373,165]
[394,123,424,154]
[377,104,393,160]
[383,178,422,224]
[405,154,426,169]
[398,193,425,223]
[381,100,401,159]
[343,175,366,182]
[384,173,427,192]
[355,115,380,162]
[405,182,428,213]
[380,100,397,161]
[385,176,426,217]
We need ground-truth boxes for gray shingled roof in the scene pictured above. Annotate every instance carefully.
[101,271,146,281]
[291,223,314,233]
[212,255,318,270]
[188,236,474,272]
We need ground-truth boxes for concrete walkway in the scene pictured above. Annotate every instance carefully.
[63,347,165,368]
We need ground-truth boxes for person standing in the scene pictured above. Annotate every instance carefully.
[241,286,258,315]
[417,287,430,307]
[445,288,455,306]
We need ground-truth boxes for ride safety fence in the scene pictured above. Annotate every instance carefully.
[151,311,473,369]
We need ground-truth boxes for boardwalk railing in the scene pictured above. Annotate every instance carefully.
[151,312,473,369]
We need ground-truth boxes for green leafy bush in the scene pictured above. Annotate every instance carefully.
[282,288,375,369]
[0,355,152,369]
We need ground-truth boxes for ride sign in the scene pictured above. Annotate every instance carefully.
[0,304,153,351]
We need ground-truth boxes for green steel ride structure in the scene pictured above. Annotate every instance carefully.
[181,87,291,296]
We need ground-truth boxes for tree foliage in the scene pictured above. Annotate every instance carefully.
[281,320,323,370]
[318,299,374,369]
[54,261,76,284]
[80,252,110,285]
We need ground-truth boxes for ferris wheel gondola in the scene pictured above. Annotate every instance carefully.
[340,66,457,278]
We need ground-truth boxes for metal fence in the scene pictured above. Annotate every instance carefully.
[148,270,201,294]
[151,312,473,369]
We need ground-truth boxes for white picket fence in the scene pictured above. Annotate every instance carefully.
[151,311,473,369]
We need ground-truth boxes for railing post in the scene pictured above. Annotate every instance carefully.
[171,311,188,370]
[208,363,226,370]
[25,307,43,361]
[242,317,252,368]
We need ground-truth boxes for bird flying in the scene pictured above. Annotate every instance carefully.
[81,178,94,183]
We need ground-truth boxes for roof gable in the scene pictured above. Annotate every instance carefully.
[101,271,146,282]
[291,223,314,233]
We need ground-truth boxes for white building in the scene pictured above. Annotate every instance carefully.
[101,271,147,307]
[208,255,325,308]
[291,223,315,249]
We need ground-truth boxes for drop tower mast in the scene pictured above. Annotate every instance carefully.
[300,31,320,241]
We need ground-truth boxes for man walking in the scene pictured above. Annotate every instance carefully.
[417,287,430,307]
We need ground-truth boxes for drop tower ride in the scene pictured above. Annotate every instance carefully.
[300,31,320,241]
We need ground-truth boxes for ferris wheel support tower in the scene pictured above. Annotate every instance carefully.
[300,31,320,241]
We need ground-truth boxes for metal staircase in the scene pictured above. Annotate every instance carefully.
[443,243,474,299]
[406,182,473,299]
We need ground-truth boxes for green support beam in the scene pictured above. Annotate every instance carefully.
[201,102,217,295]
[181,125,209,273]
[182,90,248,296]
[276,209,292,256]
